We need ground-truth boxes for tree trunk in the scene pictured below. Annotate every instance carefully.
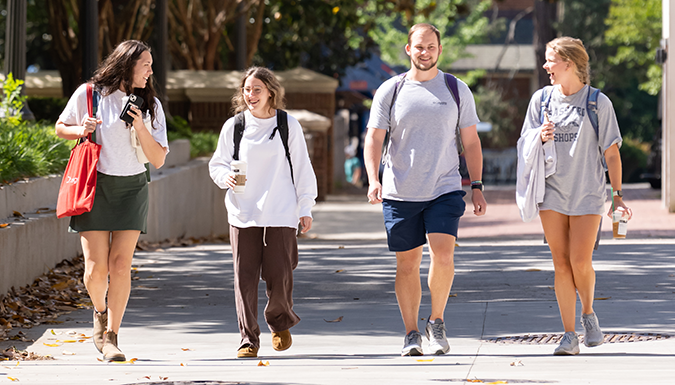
[533,0,559,89]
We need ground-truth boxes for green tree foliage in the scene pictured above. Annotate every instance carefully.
[557,0,660,143]
[252,0,378,78]
[605,0,662,95]
[362,0,494,70]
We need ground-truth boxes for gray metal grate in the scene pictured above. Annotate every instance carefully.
[484,332,672,345]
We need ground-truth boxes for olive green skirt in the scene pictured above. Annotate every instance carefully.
[69,172,149,234]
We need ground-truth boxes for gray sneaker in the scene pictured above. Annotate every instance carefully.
[554,331,580,355]
[425,318,450,355]
[581,312,604,347]
[401,330,423,356]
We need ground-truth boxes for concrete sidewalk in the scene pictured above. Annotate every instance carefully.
[1,184,674,384]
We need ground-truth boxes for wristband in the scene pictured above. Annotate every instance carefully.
[470,180,483,191]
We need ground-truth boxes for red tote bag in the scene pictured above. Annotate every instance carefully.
[56,84,102,218]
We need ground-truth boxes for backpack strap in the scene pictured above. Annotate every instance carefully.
[444,73,463,154]
[587,86,600,137]
[233,112,245,161]
[271,109,294,183]
[539,85,554,124]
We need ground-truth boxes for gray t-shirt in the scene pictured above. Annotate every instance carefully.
[367,71,480,201]
[521,85,622,215]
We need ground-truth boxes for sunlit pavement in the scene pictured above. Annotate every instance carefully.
[1,184,674,384]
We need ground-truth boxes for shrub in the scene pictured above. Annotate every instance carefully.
[26,96,69,124]
[167,116,218,157]
[619,137,649,183]
[0,119,73,183]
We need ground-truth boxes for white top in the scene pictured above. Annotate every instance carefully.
[366,71,480,201]
[209,110,318,228]
[59,84,170,176]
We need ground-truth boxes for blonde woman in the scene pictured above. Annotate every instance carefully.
[518,37,632,355]
[209,67,317,358]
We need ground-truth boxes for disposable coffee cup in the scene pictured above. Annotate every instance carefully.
[612,210,627,238]
[231,160,247,194]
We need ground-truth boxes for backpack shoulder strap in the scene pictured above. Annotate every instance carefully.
[444,73,460,109]
[276,109,294,183]
[444,72,463,154]
[388,73,407,119]
[540,85,553,124]
[587,86,600,137]
[233,112,245,161]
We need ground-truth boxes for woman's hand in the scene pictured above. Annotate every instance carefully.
[225,172,238,190]
[299,216,313,233]
[128,105,144,130]
[541,119,555,143]
[607,197,633,220]
[79,116,102,138]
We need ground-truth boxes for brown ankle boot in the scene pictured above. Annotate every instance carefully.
[93,310,107,353]
[272,329,292,351]
[102,331,126,362]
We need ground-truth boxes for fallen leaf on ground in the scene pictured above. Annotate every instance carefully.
[180,363,187,366]
[594,297,611,300]
[160,376,168,380]
[467,380,483,383]
[257,360,270,366]
[338,246,345,249]
[510,360,524,366]
[335,269,344,273]
[448,294,457,297]
[43,343,61,347]
[525,268,541,272]
[323,316,343,323]
[0,223,9,228]
[487,382,508,384]
[181,348,193,351]
[8,377,19,381]
[416,358,434,362]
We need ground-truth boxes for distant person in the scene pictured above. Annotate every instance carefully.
[517,36,632,355]
[209,67,317,359]
[344,136,363,188]
[55,40,169,362]
[364,23,487,356]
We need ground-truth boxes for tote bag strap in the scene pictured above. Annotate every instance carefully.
[85,83,98,143]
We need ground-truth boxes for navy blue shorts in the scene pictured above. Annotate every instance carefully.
[382,191,466,252]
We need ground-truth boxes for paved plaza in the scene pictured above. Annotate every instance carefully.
[1,184,674,384]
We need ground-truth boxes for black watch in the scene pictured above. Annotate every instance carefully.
[471,183,483,191]
[613,190,622,198]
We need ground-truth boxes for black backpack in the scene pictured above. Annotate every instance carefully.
[233,109,294,183]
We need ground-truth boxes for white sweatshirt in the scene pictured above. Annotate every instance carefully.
[516,127,556,222]
[209,110,317,229]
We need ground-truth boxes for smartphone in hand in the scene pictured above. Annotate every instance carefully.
[120,94,144,124]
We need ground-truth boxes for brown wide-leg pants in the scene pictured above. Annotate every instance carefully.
[230,225,300,349]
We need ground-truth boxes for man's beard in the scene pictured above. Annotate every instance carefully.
[412,56,438,71]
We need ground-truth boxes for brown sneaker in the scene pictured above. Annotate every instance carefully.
[272,330,292,351]
[93,310,108,353]
[237,344,259,358]
[102,331,126,362]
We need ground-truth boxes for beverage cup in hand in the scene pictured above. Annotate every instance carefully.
[231,160,247,194]
[612,209,628,239]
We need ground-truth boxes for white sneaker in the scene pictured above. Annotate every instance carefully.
[554,331,580,355]
[425,318,450,355]
[401,330,423,356]
[581,312,604,347]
